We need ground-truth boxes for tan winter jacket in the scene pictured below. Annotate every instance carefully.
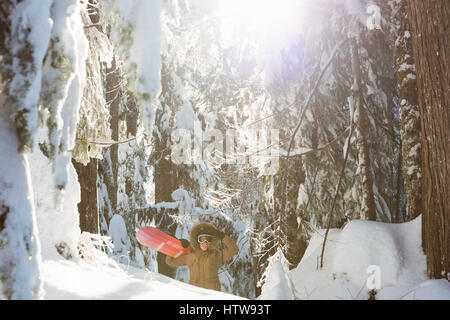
[165,222,238,291]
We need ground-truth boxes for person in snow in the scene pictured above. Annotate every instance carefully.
[165,222,238,292]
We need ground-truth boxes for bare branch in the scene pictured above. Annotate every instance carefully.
[77,132,145,146]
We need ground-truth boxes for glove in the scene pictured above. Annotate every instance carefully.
[179,238,190,248]
[213,229,225,240]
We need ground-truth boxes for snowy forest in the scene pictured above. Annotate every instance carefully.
[0,0,449,300]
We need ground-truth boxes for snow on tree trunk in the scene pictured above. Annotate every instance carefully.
[406,0,450,280]
[0,0,54,299]
[0,0,52,153]
[28,0,88,262]
[31,129,81,261]
[41,0,82,160]
[38,0,88,195]
[0,107,43,300]
[103,0,162,136]
[394,0,422,221]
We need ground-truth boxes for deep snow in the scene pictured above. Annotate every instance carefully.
[289,217,450,300]
[38,215,450,300]
[41,257,242,300]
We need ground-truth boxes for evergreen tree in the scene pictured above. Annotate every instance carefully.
[406,0,449,280]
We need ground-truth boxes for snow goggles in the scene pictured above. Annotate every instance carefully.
[198,234,213,244]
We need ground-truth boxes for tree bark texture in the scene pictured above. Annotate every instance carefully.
[274,155,307,269]
[152,62,179,278]
[406,0,449,279]
[72,158,99,234]
[350,38,377,221]
[394,0,422,221]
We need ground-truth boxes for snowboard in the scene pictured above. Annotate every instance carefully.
[136,226,192,258]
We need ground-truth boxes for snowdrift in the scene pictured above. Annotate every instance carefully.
[290,217,450,300]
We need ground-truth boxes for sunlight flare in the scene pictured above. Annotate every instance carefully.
[217,0,305,45]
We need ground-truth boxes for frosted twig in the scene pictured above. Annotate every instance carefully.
[77,132,145,146]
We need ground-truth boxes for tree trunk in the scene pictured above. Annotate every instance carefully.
[394,0,422,221]
[275,154,306,269]
[406,0,450,280]
[153,62,177,205]
[0,102,42,299]
[105,56,121,217]
[350,37,377,221]
[152,62,178,278]
[72,158,99,234]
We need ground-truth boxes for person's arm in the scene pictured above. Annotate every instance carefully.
[166,252,194,266]
[221,235,238,262]
[208,226,238,263]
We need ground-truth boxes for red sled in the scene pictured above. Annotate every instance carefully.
[137,226,192,258]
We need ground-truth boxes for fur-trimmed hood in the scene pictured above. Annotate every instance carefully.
[190,222,219,250]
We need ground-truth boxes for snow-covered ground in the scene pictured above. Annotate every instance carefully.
[41,256,243,300]
[38,215,450,300]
